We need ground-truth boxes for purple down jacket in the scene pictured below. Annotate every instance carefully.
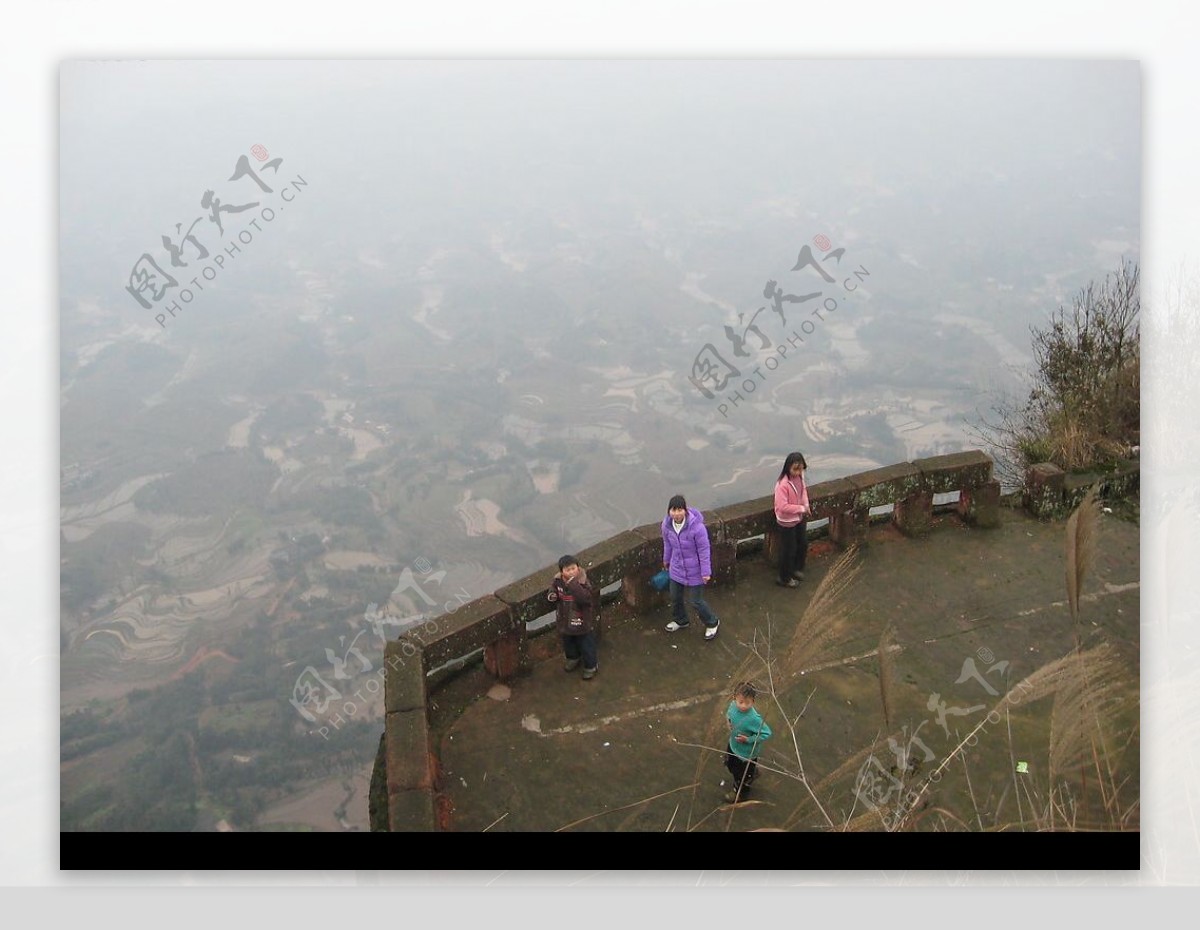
[661,507,712,586]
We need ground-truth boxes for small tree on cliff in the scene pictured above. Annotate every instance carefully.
[982,259,1140,485]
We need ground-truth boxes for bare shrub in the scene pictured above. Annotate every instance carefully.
[976,259,1139,484]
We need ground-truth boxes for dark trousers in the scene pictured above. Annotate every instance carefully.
[562,632,597,670]
[777,520,808,583]
[725,751,759,795]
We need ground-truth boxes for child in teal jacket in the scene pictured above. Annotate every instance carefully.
[724,681,772,803]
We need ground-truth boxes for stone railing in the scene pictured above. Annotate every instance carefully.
[370,449,1000,831]
[1023,458,1140,518]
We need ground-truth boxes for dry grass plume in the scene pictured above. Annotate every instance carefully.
[878,623,899,730]
[1066,487,1100,637]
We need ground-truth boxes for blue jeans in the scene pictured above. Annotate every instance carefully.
[562,632,598,670]
[670,579,718,628]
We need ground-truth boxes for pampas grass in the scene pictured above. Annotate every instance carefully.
[1066,487,1101,643]
[1049,644,1128,782]
[878,624,899,730]
[882,642,1135,832]
[780,546,862,678]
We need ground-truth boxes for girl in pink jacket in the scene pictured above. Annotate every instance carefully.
[773,452,809,587]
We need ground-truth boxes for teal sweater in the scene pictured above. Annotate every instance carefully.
[726,702,772,760]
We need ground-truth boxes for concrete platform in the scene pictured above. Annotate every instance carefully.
[430,504,1140,832]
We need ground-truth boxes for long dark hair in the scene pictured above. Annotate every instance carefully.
[778,452,807,481]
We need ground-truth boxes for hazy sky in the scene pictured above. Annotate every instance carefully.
[61,59,1139,332]
[55,52,1143,507]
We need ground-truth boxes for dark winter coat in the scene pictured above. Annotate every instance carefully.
[547,574,596,636]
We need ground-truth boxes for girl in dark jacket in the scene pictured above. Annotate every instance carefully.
[661,494,720,641]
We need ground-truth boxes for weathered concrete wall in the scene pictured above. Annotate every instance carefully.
[376,639,438,831]
[1024,458,1139,518]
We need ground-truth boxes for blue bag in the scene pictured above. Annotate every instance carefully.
[650,569,671,592]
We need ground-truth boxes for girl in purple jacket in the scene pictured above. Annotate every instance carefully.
[661,494,720,641]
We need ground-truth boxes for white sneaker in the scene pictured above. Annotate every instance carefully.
[665,620,690,632]
[704,620,720,641]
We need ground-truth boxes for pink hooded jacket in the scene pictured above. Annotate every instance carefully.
[774,475,809,527]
